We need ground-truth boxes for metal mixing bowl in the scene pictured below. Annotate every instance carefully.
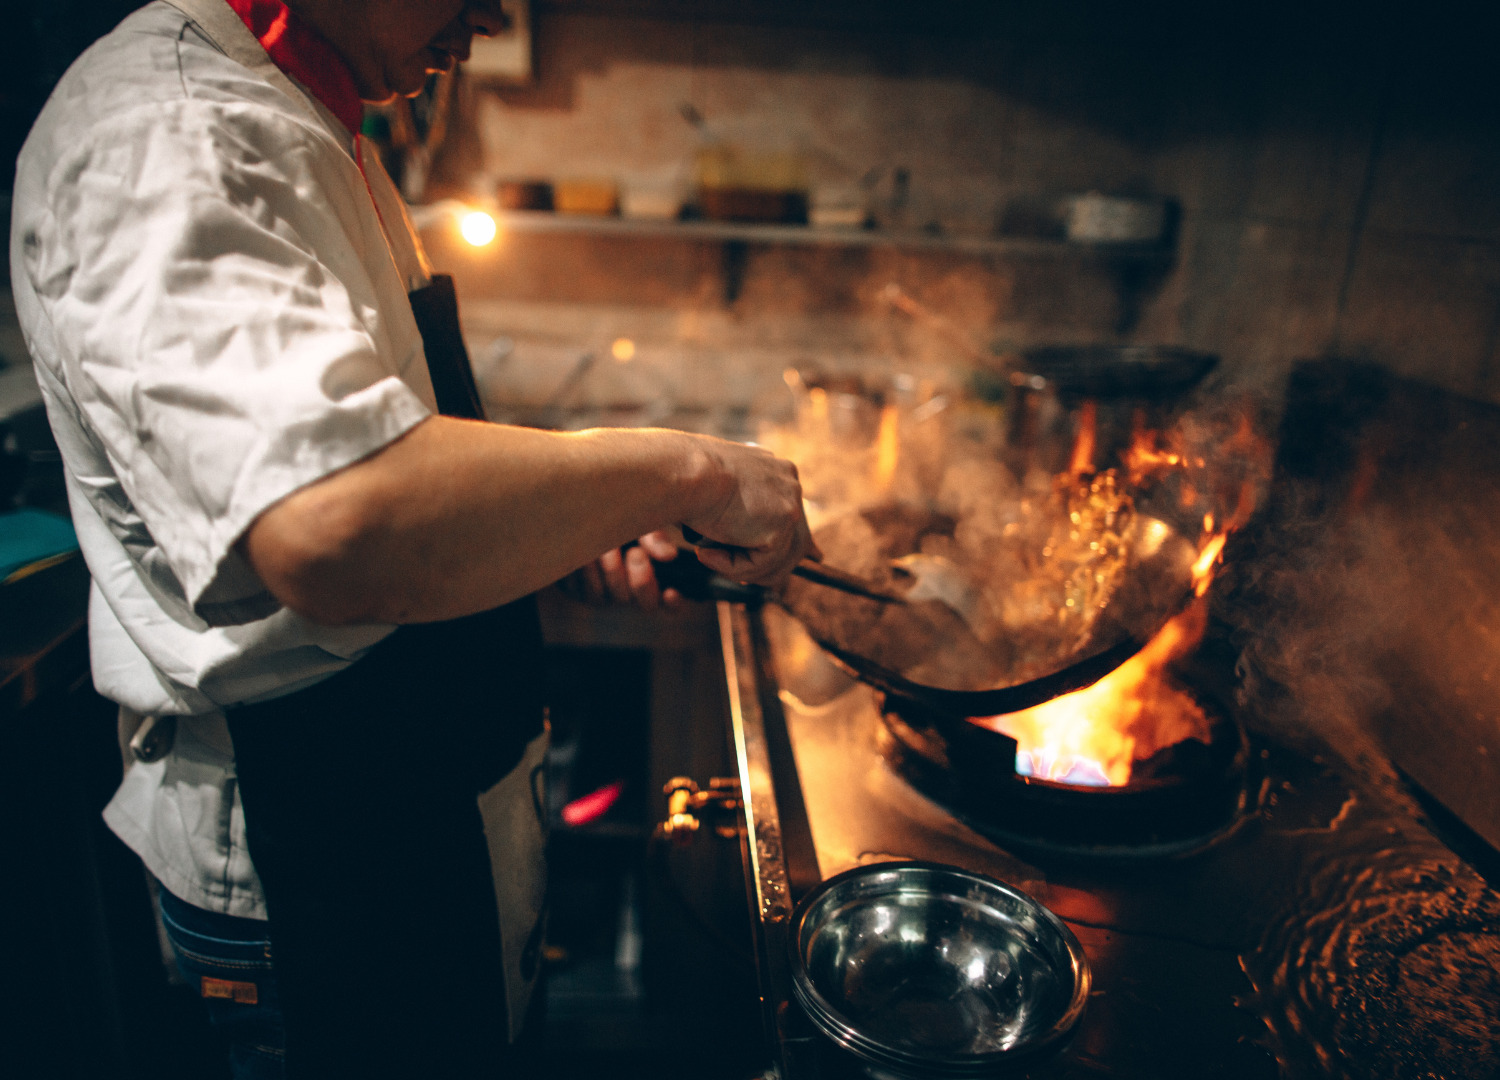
[789,862,1090,1077]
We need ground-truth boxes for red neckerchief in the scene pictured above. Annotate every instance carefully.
[225,0,363,137]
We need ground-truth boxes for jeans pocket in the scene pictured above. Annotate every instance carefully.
[158,891,286,1078]
[159,912,273,974]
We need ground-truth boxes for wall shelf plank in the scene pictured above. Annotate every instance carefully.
[414,204,1172,263]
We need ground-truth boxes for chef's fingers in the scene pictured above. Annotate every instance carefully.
[638,530,681,562]
[691,520,810,587]
[554,571,582,601]
[693,509,811,587]
[623,544,662,612]
[680,442,811,582]
[578,560,607,604]
[598,546,634,605]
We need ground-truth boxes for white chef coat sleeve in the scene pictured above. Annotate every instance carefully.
[19,99,434,626]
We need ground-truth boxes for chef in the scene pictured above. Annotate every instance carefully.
[9,0,813,1076]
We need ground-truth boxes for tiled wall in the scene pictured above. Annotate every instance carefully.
[427,4,1500,406]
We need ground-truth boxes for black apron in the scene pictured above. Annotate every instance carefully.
[227,275,546,1078]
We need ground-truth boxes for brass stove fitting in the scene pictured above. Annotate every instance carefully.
[655,776,742,844]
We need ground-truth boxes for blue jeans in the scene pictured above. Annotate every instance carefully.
[158,887,287,1080]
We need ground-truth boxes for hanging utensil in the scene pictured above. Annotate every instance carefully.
[879,282,1003,373]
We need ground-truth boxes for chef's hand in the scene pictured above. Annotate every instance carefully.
[560,530,685,612]
[682,440,818,587]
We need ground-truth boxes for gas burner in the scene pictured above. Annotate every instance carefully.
[876,675,1251,860]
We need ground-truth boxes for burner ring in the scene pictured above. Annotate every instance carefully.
[877,676,1252,860]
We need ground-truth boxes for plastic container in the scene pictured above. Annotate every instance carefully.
[619,176,684,221]
[1062,193,1167,244]
[496,180,553,211]
[552,178,619,216]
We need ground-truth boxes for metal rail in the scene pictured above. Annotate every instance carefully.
[719,601,826,1079]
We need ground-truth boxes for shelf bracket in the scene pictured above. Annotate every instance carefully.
[721,238,750,306]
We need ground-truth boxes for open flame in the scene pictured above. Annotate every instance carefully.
[1123,425,1192,481]
[873,403,901,490]
[978,424,1261,788]
[1068,401,1098,476]
[976,572,1215,787]
[1192,532,1227,596]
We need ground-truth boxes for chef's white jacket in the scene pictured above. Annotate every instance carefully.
[10,2,448,917]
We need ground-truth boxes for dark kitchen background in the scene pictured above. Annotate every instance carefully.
[412,0,1500,404]
[3,2,1499,1079]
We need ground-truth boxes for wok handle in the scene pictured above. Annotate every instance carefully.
[677,524,747,558]
[645,548,766,603]
[677,526,901,603]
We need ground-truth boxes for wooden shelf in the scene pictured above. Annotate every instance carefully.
[414,203,1171,262]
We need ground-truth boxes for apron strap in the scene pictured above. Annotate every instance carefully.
[409,274,487,420]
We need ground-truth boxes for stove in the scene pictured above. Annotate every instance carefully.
[722,602,1500,1079]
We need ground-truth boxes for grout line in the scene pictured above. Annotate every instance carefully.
[1058,914,1246,955]
[1330,35,1400,355]
[1184,209,1500,250]
[1473,300,1500,397]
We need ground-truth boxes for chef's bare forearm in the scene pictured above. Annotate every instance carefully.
[239,416,808,625]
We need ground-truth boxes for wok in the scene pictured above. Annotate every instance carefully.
[696,344,1217,717]
[1014,345,1218,400]
[655,505,1202,718]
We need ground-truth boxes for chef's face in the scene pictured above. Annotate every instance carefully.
[340,0,510,102]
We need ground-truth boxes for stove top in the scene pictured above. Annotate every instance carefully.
[722,602,1500,1079]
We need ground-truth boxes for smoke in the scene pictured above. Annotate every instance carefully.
[758,351,1281,705]
[1218,486,1407,789]
[1215,361,1500,812]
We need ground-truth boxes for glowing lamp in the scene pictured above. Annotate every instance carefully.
[460,210,497,247]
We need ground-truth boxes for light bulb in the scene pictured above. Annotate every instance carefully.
[460,210,497,247]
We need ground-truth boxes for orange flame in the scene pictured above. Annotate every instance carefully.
[977,517,1230,787]
[1069,401,1098,476]
[1123,428,1182,483]
[763,377,1273,791]
[972,402,1271,788]
[976,596,1214,787]
[807,387,829,425]
[873,403,900,490]
[1192,532,1227,596]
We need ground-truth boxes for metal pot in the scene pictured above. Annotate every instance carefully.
[1002,346,1217,482]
